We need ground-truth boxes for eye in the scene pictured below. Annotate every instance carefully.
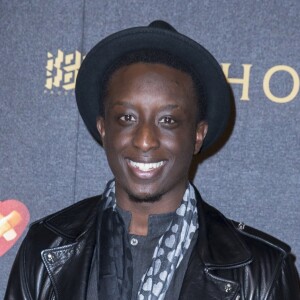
[119,114,136,122]
[159,116,175,125]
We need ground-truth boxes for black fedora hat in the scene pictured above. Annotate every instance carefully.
[75,20,231,151]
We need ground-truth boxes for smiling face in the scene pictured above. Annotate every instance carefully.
[97,63,207,212]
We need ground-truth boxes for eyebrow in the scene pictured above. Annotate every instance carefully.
[111,101,134,108]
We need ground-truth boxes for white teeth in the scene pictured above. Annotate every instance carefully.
[129,160,164,172]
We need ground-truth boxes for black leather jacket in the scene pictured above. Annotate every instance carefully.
[5,191,300,300]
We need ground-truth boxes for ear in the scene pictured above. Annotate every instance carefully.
[96,116,106,147]
[194,121,208,154]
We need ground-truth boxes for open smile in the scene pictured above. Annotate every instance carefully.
[127,159,166,172]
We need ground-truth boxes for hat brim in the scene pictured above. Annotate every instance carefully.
[75,25,231,151]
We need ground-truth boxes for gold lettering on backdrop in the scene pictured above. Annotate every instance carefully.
[45,50,64,89]
[45,50,83,91]
[221,64,252,101]
[44,51,299,103]
[263,65,300,103]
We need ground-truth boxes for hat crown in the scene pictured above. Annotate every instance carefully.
[148,20,178,33]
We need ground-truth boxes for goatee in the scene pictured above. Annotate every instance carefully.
[128,192,163,203]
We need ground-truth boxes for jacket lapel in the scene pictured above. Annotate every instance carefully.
[40,196,103,300]
[180,190,252,299]
[41,240,92,300]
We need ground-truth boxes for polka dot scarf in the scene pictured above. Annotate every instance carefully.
[101,180,198,300]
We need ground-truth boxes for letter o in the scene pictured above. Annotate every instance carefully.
[263,65,299,103]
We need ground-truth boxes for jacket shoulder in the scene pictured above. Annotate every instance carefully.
[30,194,103,240]
[5,195,103,300]
[231,219,291,255]
[231,220,300,299]
[200,196,291,256]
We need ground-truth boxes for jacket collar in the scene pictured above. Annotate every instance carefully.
[43,189,252,270]
[41,195,104,300]
[43,195,103,241]
[179,189,252,299]
[195,188,252,269]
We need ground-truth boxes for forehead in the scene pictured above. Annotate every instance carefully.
[106,62,195,101]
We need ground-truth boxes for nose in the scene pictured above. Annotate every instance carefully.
[132,122,160,152]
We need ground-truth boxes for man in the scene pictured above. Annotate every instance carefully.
[5,20,299,299]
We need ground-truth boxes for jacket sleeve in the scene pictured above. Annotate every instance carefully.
[4,235,33,300]
[266,252,300,300]
[4,224,54,300]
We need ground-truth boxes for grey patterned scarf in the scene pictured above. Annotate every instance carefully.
[100,180,198,300]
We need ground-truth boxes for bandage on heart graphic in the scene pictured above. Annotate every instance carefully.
[0,199,30,256]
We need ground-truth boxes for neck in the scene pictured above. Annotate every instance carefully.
[113,179,190,235]
[116,188,187,236]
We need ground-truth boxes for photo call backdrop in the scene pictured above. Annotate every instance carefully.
[0,1,299,296]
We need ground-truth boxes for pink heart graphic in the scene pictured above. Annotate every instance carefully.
[0,199,30,256]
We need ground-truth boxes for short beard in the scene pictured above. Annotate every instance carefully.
[128,192,163,203]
